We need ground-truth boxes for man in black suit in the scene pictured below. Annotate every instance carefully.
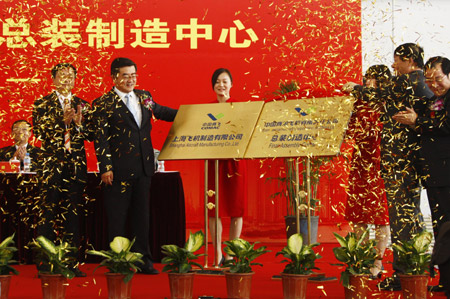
[92,57,177,274]
[394,56,450,293]
[0,119,41,253]
[0,119,40,171]
[32,63,92,276]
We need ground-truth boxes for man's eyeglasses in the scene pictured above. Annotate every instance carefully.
[120,73,138,80]
[425,75,446,83]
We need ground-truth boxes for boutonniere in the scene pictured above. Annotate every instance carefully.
[141,94,155,110]
[80,102,90,113]
[430,98,444,111]
[141,94,156,121]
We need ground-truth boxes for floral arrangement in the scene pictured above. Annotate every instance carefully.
[141,94,156,120]
[141,94,155,111]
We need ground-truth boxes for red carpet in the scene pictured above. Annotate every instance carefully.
[5,243,447,298]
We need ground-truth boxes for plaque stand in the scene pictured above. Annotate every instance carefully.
[292,156,312,244]
[197,159,225,275]
[203,159,222,269]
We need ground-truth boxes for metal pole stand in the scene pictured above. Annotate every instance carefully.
[198,160,224,275]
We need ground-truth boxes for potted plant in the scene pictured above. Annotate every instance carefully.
[222,238,270,299]
[268,156,329,244]
[333,230,377,299]
[87,236,144,299]
[276,233,321,299]
[0,234,19,299]
[161,230,205,299]
[392,231,433,299]
[30,236,77,299]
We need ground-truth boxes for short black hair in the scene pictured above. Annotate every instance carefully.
[11,119,31,131]
[394,43,425,69]
[364,64,392,85]
[51,63,77,79]
[425,56,450,77]
[211,68,232,90]
[111,57,137,77]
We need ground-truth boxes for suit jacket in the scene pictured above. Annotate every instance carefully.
[32,92,92,184]
[92,88,177,181]
[0,144,41,171]
[354,70,434,174]
[415,90,450,187]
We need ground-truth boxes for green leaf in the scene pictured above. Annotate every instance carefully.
[347,236,356,252]
[36,236,57,255]
[123,273,134,283]
[185,231,204,252]
[413,231,432,253]
[125,252,143,263]
[110,237,131,254]
[161,244,179,254]
[87,250,112,259]
[287,234,303,255]
[333,247,350,263]
[333,233,348,248]
[179,263,190,274]
[356,229,369,248]
[0,234,15,249]
[233,239,248,251]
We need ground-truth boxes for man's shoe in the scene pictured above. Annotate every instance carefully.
[378,276,402,291]
[72,267,87,277]
[138,267,159,275]
[428,285,446,292]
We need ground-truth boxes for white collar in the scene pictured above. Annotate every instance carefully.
[114,87,135,101]
[55,90,72,101]
[15,143,28,149]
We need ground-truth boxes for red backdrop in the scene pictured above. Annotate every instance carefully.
[0,0,362,237]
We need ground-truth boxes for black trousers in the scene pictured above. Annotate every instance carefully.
[427,186,450,237]
[37,161,85,249]
[383,168,424,274]
[103,175,153,268]
[427,187,450,288]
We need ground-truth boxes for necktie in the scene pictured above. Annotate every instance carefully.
[125,94,140,127]
[63,98,71,152]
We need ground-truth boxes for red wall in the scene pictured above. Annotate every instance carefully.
[0,0,362,237]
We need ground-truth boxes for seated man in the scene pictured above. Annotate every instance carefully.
[0,119,40,171]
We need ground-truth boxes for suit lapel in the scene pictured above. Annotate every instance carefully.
[50,92,65,119]
[110,89,140,128]
[135,91,150,126]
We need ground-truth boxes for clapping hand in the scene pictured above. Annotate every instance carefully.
[393,107,417,125]
[13,146,27,160]
[64,104,83,126]
[64,106,76,126]
[342,82,357,93]
[73,104,83,126]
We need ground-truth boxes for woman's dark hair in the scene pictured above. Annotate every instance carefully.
[364,64,392,86]
[425,56,450,76]
[211,68,232,90]
[110,57,137,77]
[394,43,425,69]
[51,63,77,79]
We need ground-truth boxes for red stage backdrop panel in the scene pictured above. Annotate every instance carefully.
[0,0,361,237]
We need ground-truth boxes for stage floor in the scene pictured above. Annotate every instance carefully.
[5,243,446,298]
